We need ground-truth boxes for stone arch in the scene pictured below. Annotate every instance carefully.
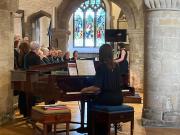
[111,0,143,29]
[25,10,51,40]
[27,10,51,22]
[56,0,84,30]
[52,0,84,51]
[56,0,143,30]
[55,0,111,51]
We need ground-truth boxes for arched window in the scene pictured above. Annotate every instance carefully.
[73,0,106,48]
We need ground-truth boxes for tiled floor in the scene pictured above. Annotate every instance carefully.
[0,101,180,135]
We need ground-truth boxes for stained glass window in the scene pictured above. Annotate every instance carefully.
[73,0,106,48]
[74,8,84,47]
[96,8,105,47]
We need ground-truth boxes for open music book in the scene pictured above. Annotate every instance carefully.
[68,60,96,76]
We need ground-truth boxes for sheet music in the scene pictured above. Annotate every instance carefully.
[68,67,78,76]
[76,60,96,76]
[68,63,78,76]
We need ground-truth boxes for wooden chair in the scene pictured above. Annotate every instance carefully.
[31,106,71,135]
[91,105,134,135]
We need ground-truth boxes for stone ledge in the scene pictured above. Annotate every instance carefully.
[142,118,178,127]
[146,8,180,11]
[144,0,180,10]
[162,111,180,122]
[142,108,180,127]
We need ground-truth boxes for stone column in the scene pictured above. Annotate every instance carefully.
[51,28,70,52]
[0,0,18,125]
[39,16,50,47]
[128,29,144,92]
[13,12,22,36]
[143,0,180,127]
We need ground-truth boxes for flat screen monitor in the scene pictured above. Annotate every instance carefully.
[105,29,127,42]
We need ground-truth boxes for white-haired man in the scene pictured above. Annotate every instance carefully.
[24,41,41,69]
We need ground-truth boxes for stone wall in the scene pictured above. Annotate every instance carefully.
[143,0,180,127]
[129,29,144,91]
[0,0,17,125]
[19,0,61,22]
[18,0,62,38]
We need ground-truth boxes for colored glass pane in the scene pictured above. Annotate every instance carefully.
[74,8,84,47]
[85,8,94,47]
[96,8,105,47]
[90,0,95,5]
[85,0,89,6]
[96,0,101,5]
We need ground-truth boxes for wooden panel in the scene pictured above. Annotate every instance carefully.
[11,70,26,81]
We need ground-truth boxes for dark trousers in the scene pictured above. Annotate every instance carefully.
[87,101,108,135]
[18,92,27,117]
[122,74,129,87]
[18,92,37,117]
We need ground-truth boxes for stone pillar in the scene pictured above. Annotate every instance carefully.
[39,16,50,47]
[13,12,22,36]
[0,0,18,125]
[128,29,144,92]
[51,28,70,52]
[143,0,180,127]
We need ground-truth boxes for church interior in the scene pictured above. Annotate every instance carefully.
[1,0,180,134]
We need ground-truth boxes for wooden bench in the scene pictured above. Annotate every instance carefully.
[91,105,134,135]
[31,106,71,135]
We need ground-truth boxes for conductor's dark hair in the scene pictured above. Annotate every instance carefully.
[99,44,113,63]
[73,50,78,56]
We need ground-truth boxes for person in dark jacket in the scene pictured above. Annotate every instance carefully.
[16,42,30,117]
[18,42,30,69]
[21,41,41,117]
[81,44,123,135]
[24,41,41,69]
[14,40,20,69]
[81,44,123,104]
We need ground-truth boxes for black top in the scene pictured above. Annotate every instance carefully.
[14,49,19,69]
[94,63,123,105]
[42,57,51,64]
[24,51,41,69]
[118,48,128,75]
